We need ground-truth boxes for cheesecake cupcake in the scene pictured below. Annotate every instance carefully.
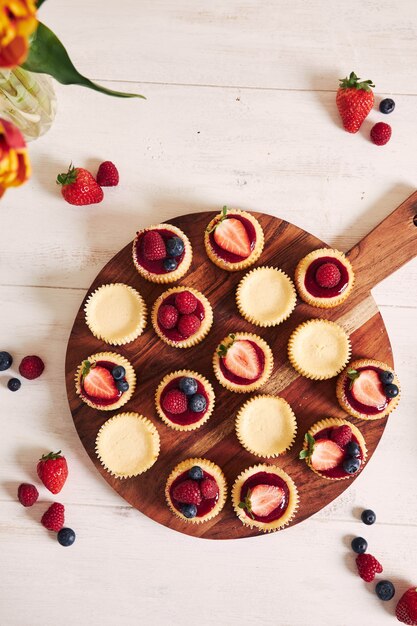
[204,207,264,271]
[155,370,215,431]
[75,352,136,411]
[336,359,401,420]
[299,418,367,480]
[288,319,351,380]
[295,248,355,308]
[236,267,297,327]
[213,332,273,393]
[151,287,213,348]
[165,458,227,523]
[132,223,192,283]
[96,412,160,478]
[236,395,297,457]
[85,283,147,345]
[232,464,299,532]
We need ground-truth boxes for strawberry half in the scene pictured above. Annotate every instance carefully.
[214,217,251,258]
[223,340,261,381]
[349,369,386,408]
[82,362,118,400]
[310,439,344,471]
[248,484,284,517]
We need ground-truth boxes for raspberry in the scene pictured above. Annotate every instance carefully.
[396,587,417,625]
[96,161,119,186]
[315,262,341,288]
[19,355,45,380]
[330,425,352,448]
[17,483,39,507]
[162,389,187,414]
[41,502,65,532]
[356,553,383,582]
[177,314,201,338]
[172,480,202,505]
[157,304,178,330]
[200,478,219,500]
[142,231,166,261]
[175,291,197,314]
[370,122,392,146]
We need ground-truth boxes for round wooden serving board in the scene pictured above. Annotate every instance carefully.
[65,192,417,540]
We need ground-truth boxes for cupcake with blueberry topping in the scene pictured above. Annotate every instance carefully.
[132,223,192,283]
[75,352,136,411]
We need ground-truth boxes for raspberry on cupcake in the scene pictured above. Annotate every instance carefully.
[132,223,192,283]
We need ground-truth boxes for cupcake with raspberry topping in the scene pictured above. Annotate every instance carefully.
[295,248,355,308]
[132,224,192,283]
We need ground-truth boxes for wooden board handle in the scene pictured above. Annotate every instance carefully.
[347,190,417,293]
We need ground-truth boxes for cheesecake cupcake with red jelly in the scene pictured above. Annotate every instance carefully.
[295,248,355,308]
[75,352,136,411]
[299,418,367,480]
[336,359,400,420]
[204,207,264,272]
[232,464,299,532]
[155,370,215,431]
[152,287,213,348]
[213,332,273,393]
[133,223,192,283]
[165,458,227,523]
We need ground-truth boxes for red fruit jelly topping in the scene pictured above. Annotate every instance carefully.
[314,427,364,478]
[80,360,123,406]
[304,256,350,298]
[160,377,209,425]
[240,472,290,523]
[208,215,256,263]
[135,228,185,274]
[157,293,205,342]
[219,340,265,385]
[344,366,389,415]
[170,469,219,517]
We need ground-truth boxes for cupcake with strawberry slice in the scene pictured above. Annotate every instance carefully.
[75,352,136,411]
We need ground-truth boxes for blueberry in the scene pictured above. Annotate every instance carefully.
[351,536,368,554]
[57,527,76,547]
[384,383,399,398]
[163,258,178,272]
[346,441,361,458]
[179,376,198,396]
[189,393,207,413]
[188,465,204,480]
[166,237,185,258]
[379,98,395,114]
[379,370,394,384]
[343,456,361,474]
[116,379,129,392]
[375,580,395,601]
[180,503,197,518]
[112,366,126,381]
[7,378,21,392]
[361,509,376,525]
[0,351,13,371]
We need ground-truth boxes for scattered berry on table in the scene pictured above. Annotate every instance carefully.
[396,587,417,625]
[384,383,399,398]
[157,304,178,330]
[57,165,104,205]
[18,483,39,507]
[351,536,368,554]
[111,365,126,380]
[189,393,207,413]
[315,262,341,289]
[83,364,118,400]
[180,503,198,518]
[57,527,76,547]
[116,379,129,393]
[142,231,166,261]
[96,161,119,186]
[37,451,68,494]
[356,553,383,582]
[41,502,65,531]
[370,122,392,146]
[19,355,44,380]
[175,291,197,314]
[188,466,204,481]
[0,351,13,371]
[343,456,361,474]
[166,236,185,258]
[177,313,201,338]
[330,425,352,448]
[379,370,394,384]
[375,580,396,602]
[162,389,187,414]
[172,479,202,505]
[346,441,361,458]
[179,376,198,396]
[163,258,178,272]
[200,478,219,500]
[379,98,395,114]
[336,71,375,133]
[7,377,21,391]
[361,509,376,525]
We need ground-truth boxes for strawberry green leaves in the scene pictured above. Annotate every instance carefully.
[206,206,228,233]
[216,333,235,358]
[347,368,360,389]
[238,488,255,519]
[299,432,315,460]
[339,72,375,93]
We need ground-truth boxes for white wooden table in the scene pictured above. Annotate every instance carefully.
[1,2,417,625]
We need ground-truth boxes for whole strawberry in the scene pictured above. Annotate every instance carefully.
[336,72,375,133]
[396,587,417,625]
[37,451,68,494]
[356,553,383,582]
[57,165,104,205]
[96,161,119,186]
[17,483,39,507]
[41,502,65,531]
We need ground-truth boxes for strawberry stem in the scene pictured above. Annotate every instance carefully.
[299,433,315,460]
[347,368,360,389]
[40,450,63,461]
[206,206,229,233]
[238,488,255,519]
[56,163,77,186]
[339,72,375,92]
[216,333,236,357]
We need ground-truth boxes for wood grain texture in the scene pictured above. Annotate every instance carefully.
[65,205,416,539]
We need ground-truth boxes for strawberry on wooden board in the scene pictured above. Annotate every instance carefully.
[37,451,68,494]
[57,165,104,205]
[336,72,375,133]
[300,434,344,471]
[223,339,261,381]
[82,361,119,400]
[213,216,251,258]
[348,368,387,408]
[239,484,284,518]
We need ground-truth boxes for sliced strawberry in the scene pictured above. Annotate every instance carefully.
[83,366,118,399]
[249,484,284,517]
[310,439,344,471]
[214,218,251,258]
[223,340,261,381]
[351,369,387,408]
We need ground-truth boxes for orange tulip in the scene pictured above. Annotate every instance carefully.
[0,117,30,197]
[0,0,37,68]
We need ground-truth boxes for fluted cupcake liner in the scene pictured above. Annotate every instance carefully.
[95,412,160,478]
[165,458,227,524]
